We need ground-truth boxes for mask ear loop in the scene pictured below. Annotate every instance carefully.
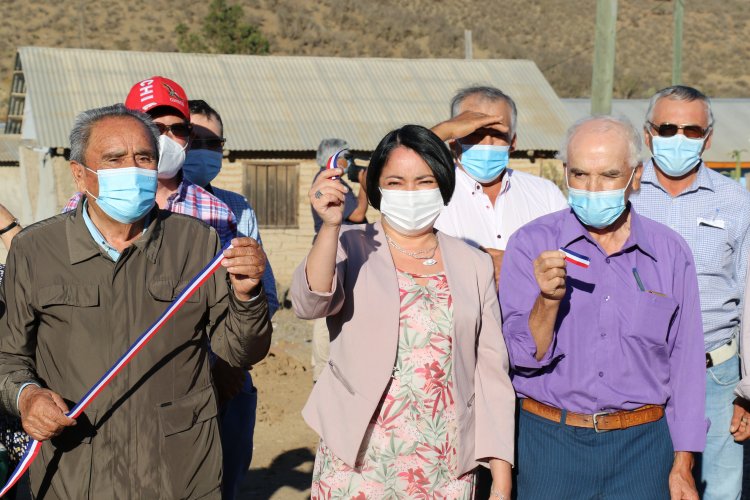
[82,165,99,202]
[564,165,636,193]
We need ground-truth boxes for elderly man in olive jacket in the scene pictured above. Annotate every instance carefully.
[0,104,272,499]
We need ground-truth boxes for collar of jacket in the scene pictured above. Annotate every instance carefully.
[66,202,164,265]
[369,220,473,334]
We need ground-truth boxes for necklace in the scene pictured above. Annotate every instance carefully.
[385,233,439,266]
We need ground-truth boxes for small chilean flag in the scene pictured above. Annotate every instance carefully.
[326,148,347,180]
[560,247,590,268]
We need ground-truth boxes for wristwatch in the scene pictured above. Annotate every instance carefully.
[0,218,18,236]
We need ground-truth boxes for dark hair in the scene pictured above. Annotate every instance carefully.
[188,99,224,132]
[366,125,455,210]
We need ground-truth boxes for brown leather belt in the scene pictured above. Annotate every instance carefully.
[522,398,664,433]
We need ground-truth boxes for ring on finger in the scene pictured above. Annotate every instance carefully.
[314,190,323,199]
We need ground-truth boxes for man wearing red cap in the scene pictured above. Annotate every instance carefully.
[65,76,238,247]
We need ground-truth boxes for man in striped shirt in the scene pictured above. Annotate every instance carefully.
[630,85,750,500]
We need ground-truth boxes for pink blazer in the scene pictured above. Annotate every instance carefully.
[291,222,515,475]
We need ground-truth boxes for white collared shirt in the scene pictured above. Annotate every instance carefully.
[435,167,568,250]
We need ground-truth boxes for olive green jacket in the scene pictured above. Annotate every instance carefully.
[0,204,272,499]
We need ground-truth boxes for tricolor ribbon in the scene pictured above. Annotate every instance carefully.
[560,247,591,268]
[0,245,231,497]
[326,148,348,180]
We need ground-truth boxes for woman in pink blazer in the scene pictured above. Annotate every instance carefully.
[292,125,515,499]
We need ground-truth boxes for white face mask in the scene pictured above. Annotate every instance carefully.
[157,135,188,180]
[379,188,444,236]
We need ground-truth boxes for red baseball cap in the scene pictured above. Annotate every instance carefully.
[124,76,190,121]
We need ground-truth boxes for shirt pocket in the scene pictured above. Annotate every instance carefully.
[36,285,101,378]
[37,284,99,308]
[156,384,221,498]
[147,279,201,304]
[694,219,732,274]
[630,293,678,349]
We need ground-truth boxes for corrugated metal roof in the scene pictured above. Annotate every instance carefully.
[0,135,20,163]
[563,98,750,164]
[17,46,570,152]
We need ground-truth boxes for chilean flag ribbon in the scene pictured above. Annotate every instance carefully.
[0,245,231,497]
[560,247,591,268]
[326,148,347,180]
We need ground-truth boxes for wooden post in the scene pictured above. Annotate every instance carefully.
[591,0,618,115]
[672,0,684,85]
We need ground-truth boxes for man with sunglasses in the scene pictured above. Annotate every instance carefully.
[64,77,238,247]
[183,99,278,500]
[432,86,567,286]
[630,85,750,500]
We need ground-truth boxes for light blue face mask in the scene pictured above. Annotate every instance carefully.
[651,134,705,177]
[86,166,157,224]
[183,149,223,187]
[458,143,510,183]
[567,168,635,229]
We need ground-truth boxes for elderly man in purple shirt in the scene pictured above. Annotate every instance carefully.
[500,115,706,499]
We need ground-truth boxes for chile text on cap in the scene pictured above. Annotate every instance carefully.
[124,76,190,121]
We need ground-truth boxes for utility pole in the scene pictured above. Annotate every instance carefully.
[672,0,684,85]
[464,30,473,60]
[79,0,86,48]
[590,0,618,115]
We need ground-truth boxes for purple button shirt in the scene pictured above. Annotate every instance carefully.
[499,207,707,451]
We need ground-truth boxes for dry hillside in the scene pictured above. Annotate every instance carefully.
[1,0,749,118]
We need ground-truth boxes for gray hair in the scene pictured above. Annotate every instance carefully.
[645,85,714,127]
[69,103,160,164]
[316,138,348,167]
[558,115,642,169]
[450,86,518,137]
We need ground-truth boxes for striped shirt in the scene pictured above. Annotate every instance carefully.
[630,160,750,351]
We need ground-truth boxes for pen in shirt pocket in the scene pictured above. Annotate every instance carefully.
[632,268,645,292]
[632,267,667,296]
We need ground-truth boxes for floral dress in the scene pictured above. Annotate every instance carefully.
[311,270,475,499]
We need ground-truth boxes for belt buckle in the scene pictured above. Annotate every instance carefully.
[592,412,610,433]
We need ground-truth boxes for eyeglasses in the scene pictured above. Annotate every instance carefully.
[647,121,711,139]
[154,122,193,138]
[191,137,226,150]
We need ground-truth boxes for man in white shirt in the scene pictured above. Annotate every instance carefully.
[433,86,567,283]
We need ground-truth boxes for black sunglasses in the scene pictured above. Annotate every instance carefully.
[648,121,710,140]
[191,137,226,150]
[154,122,193,138]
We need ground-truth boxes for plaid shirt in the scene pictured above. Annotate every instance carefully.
[64,180,237,246]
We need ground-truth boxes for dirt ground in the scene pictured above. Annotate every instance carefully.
[237,308,318,500]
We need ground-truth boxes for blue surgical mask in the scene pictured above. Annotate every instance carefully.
[566,169,635,229]
[183,149,223,187]
[459,143,510,183]
[86,166,157,223]
[651,134,704,177]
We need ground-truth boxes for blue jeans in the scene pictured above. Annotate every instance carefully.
[220,372,257,500]
[695,354,742,499]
